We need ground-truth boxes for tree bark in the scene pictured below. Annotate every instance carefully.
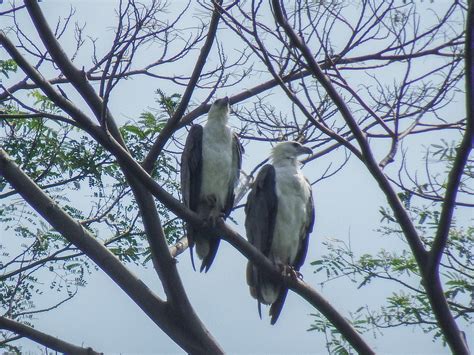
[0,317,102,355]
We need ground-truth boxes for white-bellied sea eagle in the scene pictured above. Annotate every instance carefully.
[180,97,242,272]
[245,141,314,324]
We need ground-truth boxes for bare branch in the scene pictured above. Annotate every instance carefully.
[143,0,223,172]
[0,316,102,355]
[270,0,427,264]
[270,1,470,353]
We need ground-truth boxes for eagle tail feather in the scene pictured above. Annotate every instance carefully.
[189,246,197,271]
[270,288,288,325]
[196,235,220,273]
[186,227,197,271]
[258,300,262,320]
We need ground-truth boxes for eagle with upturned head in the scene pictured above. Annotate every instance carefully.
[245,141,314,324]
[180,97,242,272]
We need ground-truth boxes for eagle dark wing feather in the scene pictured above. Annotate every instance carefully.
[223,133,243,216]
[180,125,203,269]
[245,164,278,316]
[294,181,315,271]
[269,289,288,325]
[245,164,277,256]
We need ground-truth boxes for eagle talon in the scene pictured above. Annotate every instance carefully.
[206,210,224,227]
[277,264,301,280]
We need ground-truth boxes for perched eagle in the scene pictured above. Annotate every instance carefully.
[245,141,314,324]
[181,97,242,272]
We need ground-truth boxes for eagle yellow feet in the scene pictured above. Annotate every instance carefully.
[278,263,303,281]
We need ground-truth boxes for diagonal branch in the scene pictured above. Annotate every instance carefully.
[0,316,101,355]
[0,80,374,354]
[216,221,375,355]
[0,148,223,354]
[269,1,471,354]
[270,0,427,266]
[1,9,374,353]
[1,37,373,350]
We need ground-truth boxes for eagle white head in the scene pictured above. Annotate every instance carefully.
[208,96,230,123]
[271,141,313,166]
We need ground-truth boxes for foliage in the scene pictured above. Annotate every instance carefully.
[310,143,473,351]
[0,59,17,79]
[0,87,183,335]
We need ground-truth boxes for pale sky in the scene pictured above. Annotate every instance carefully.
[1,1,472,354]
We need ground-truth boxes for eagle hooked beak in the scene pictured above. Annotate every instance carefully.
[215,96,229,106]
[297,145,313,156]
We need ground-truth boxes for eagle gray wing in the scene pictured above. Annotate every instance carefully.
[223,132,243,216]
[270,179,314,324]
[245,164,278,317]
[294,180,315,270]
[180,125,203,270]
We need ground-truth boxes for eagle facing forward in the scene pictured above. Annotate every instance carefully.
[245,141,314,324]
[180,97,242,272]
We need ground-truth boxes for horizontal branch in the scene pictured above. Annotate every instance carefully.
[0,112,77,126]
[0,316,102,355]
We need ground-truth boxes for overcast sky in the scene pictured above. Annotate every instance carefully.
[1,1,472,354]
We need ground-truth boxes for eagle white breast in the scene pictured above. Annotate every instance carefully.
[200,121,233,209]
[271,165,311,265]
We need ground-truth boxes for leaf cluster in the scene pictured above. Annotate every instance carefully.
[0,87,184,330]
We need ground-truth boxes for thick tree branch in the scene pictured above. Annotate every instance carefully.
[2,6,371,353]
[143,0,223,172]
[169,236,189,258]
[0,149,223,354]
[0,316,101,355]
